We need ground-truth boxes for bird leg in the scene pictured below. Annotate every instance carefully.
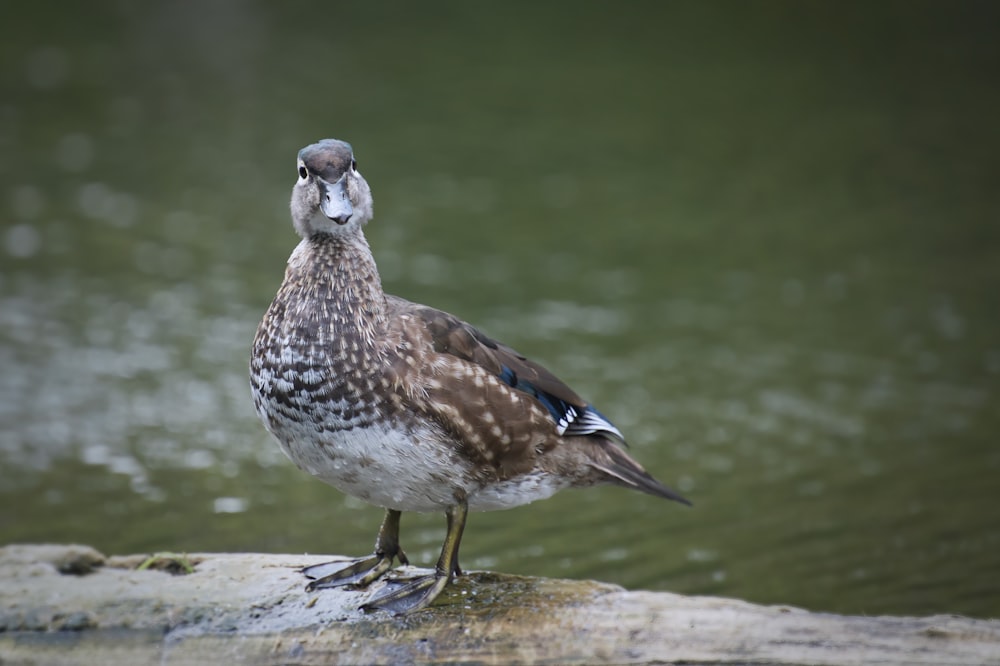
[303,508,408,590]
[361,501,468,614]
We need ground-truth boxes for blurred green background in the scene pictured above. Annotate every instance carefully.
[1,2,998,618]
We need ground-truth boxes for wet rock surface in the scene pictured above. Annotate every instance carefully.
[1,544,998,665]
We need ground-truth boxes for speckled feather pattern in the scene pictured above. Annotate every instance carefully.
[251,139,686,516]
[250,234,599,512]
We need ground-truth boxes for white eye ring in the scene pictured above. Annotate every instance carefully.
[297,164,308,180]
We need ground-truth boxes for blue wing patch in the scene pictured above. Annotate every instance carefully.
[498,365,626,444]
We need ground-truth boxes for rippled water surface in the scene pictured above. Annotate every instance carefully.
[2,3,998,618]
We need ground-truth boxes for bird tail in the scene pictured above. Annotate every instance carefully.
[590,441,692,506]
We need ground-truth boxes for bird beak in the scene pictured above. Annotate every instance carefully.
[319,174,353,224]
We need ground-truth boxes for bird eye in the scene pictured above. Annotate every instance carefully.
[298,165,308,180]
[351,159,358,171]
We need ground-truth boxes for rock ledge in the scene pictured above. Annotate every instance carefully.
[1,544,997,665]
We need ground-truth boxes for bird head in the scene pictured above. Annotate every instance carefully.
[290,139,373,239]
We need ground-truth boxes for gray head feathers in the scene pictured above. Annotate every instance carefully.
[291,139,373,239]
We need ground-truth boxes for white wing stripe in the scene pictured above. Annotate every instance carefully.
[562,407,625,442]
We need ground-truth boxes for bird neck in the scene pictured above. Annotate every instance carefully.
[282,232,388,345]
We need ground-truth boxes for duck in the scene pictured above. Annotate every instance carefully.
[250,138,690,614]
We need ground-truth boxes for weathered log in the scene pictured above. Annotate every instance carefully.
[0,544,997,665]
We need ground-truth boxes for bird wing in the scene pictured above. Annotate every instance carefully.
[382,296,627,477]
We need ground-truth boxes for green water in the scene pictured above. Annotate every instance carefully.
[1,2,998,619]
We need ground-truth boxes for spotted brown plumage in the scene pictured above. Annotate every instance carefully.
[250,138,690,614]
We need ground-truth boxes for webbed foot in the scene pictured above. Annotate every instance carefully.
[362,501,468,615]
[361,572,451,614]
[302,508,408,591]
[303,552,399,590]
